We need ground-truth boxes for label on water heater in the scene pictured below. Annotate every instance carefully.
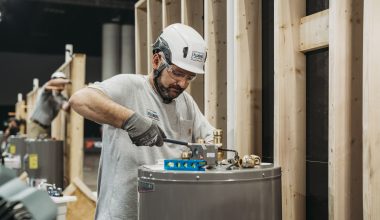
[207,152,215,158]
[29,154,39,169]
[9,144,16,154]
[138,180,155,193]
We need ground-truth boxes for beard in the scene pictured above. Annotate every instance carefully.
[154,76,185,103]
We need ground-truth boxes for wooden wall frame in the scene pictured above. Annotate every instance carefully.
[328,0,363,219]
[274,0,306,219]
[234,0,262,156]
[363,1,380,219]
[204,0,227,147]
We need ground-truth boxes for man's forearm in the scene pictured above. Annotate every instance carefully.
[69,87,134,128]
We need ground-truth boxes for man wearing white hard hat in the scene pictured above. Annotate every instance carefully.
[69,23,215,219]
[28,71,70,138]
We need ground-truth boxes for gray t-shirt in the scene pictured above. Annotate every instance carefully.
[30,87,67,126]
[90,74,215,220]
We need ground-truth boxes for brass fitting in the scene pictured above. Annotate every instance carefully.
[213,129,223,145]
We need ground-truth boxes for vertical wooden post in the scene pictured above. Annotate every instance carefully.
[234,0,262,156]
[135,0,148,74]
[363,0,380,219]
[67,54,86,181]
[15,94,26,134]
[52,47,72,141]
[26,86,40,136]
[274,0,306,219]
[162,0,181,28]
[181,0,205,113]
[328,0,363,219]
[204,0,227,147]
[147,0,162,72]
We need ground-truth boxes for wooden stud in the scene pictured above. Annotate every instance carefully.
[51,64,71,141]
[26,88,41,136]
[299,9,329,53]
[363,1,380,219]
[147,0,162,72]
[234,0,262,156]
[274,0,306,219]
[67,54,86,182]
[135,0,148,74]
[181,0,205,113]
[204,0,227,147]
[328,0,363,219]
[162,0,181,28]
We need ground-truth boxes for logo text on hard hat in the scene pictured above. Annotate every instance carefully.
[191,51,205,62]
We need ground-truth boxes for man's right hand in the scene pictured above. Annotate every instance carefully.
[122,112,166,147]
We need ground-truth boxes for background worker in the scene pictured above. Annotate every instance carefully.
[1,117,21,148]
[69,23,215,220]
[28,71,70,139]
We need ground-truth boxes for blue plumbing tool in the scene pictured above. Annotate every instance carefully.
[164,159,206,171]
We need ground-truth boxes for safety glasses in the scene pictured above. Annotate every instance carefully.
[166,66,197,83]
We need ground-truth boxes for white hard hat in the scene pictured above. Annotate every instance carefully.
[152,23,207,74]
[51,71,67,79]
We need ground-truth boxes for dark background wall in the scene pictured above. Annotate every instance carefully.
[306,1,329,220]
[0,52,102,105]
[262,0,274,163]
[0,0,135,135]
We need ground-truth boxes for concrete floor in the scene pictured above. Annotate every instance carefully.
[83,153,100,191]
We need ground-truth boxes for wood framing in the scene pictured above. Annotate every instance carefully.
[234,0,262,156]
[328,0,363,219]
[274,0,306,220]
[66,54,86,182]
[181,0,205,112]
[135,0,148,74]
[299,9,329,52]
[15,97,27,134]
[26,88,40,136]
[204,0,227,147]
[147,0,162,72]
[51,63,71,141]
[162,0,181,28]
[63,177,96,220]
[15,100,26,121]
[363,1,380,219]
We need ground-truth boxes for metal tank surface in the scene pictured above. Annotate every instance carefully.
[25,139,64,188]
[7,136,27,174]
[138,164,282,220]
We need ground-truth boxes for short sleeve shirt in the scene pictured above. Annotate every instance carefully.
[90,74,215,220]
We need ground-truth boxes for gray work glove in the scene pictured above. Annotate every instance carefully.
[122,113,166,147]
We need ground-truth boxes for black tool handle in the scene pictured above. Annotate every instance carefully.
[163,138,188,146]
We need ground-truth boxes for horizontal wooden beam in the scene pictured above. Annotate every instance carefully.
[299,9,329,52]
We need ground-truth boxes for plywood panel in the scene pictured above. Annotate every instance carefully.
[363,0,380,219]
[204,0,227,147]
[234,0,262,156]
[328,0,363,219]
[274,0,306,219]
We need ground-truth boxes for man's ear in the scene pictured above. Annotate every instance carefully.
[152,53,161,70]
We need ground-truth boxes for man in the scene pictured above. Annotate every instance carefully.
[1,117,20,149]
[69,23,215,219]
[29,72,70,138]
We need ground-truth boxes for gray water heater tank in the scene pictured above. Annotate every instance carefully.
[138,164,282,220]
[25,139,64,188]
[7,135,27,174]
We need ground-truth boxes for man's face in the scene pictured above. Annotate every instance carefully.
[156,65,197,101]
